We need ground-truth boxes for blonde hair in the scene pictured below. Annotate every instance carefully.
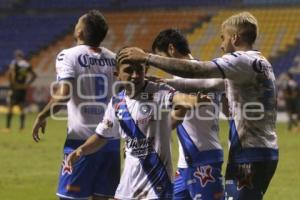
[222,12,258,45]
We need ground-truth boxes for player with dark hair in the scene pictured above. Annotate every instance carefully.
[5,49,36,132]
[118,12,278,200]
[152,29,191,57]
[66,51,211,200]
[152,28,225,200]
[32,10,120,200]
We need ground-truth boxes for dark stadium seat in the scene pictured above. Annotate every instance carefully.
[0,14,79,73]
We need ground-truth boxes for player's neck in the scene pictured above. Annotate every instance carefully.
[234,44,253,52]
[126,81,147,99]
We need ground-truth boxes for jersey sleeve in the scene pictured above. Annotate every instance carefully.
[212,52,253,81]
[95,99,120,139]
[55,50,75,81]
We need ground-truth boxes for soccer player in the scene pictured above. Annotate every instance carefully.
[66,52,211,200]
[5,49,37,131]
[118,12,278,200]
[152,29,224,200]
[32,10,120,200]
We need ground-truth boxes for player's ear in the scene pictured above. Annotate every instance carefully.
[77,29,84,41]
[232,33,240,46]
[168,44,175,57]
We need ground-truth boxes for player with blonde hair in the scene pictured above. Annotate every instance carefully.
[118,12,278,200]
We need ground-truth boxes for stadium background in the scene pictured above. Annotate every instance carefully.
[0,0,299,199]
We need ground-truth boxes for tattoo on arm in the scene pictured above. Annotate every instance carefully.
[148,54,223,78]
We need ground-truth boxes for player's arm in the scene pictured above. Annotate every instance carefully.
[26,66,37,86]
[172,92,211,109]
[221,93,230,117]
[8,63,16,87]
[32,80,72,142]
[170,93,211,128]
[66,134,107,170]
[165,79,225,93]
[118,47,224,78]
[171,107,188,128]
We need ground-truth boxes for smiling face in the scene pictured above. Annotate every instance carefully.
[220,25,236,54]
[116,62,146,95]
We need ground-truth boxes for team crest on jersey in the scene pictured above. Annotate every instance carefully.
[193,165,215,187]
[61,154,72,175]
[116,108,125,119]
[140,104,151,114]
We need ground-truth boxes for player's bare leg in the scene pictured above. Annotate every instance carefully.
[19,103,26,131]
[4,103,13,132]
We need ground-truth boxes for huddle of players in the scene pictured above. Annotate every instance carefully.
[32,10,278,200]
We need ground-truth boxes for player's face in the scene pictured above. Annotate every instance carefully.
[117,63,146,92]
[220,25,235,53]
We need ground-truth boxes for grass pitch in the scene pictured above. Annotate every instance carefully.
[0,113,299,200]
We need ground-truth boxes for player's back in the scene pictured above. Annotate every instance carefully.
[214,50,278,162]
[56,45,116,140]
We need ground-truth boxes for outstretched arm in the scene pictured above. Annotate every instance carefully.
[118,47,224,78]
[170,93,211,128]
[27,67,37,86]
[165,78,225,93]
[171,107,188,129]
[32,80,72,142]
[66,134,107,170]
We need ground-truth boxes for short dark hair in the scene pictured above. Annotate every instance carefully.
[82,10,108,47]
[152,29,191,55]
[115,47,144,72]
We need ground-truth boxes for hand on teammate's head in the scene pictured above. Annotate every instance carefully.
[117,47,148,65]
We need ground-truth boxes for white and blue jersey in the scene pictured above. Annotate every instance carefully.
[169,77,224,200]
[213,50,278,163]
[56,45,117,140]
[55,45,120,199]
[176,91,223,168]
[95,81,174,200]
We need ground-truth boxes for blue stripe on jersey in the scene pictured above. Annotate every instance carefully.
[113,92,172,197]
[177,124,223,166]
[229,120,241,149]
[228,120,279,162]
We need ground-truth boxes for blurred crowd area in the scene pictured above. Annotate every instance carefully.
[0,0,299,121]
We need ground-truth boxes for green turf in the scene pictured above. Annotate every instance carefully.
[0,113,299,200]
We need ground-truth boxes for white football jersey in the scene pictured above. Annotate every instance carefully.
[172,75,223,168]
[56,45,116,140]
[177,91,223,168]
[213,51,278,163]
[95,81,174,200]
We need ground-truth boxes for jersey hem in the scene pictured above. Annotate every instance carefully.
[230,147,279,163]
[114,194,172,200]
[56,193,90,200]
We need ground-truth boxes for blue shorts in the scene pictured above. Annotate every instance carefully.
[225,160,278,200]
[56,139,120,199]
[173,162,224,200]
